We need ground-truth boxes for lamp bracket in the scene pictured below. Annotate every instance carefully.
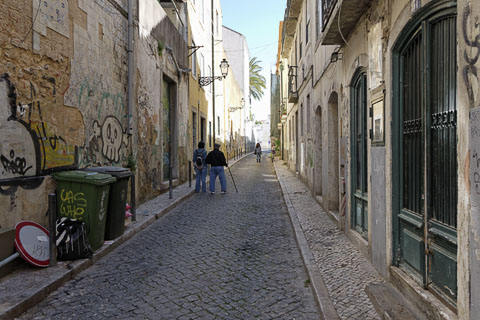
[228,106,243,112]
[188,45,203,57]
[198,76,224,87]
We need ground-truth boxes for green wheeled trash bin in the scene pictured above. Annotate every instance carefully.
[84,166,133,240]
[53,171,116,251]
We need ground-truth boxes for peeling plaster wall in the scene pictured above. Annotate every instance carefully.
[0,0,130,229]
[136,32,164,199]
[64,0,129,168]
[461,0,480,318]
[136,0,189,202]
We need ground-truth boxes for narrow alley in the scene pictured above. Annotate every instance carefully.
[2,0,480,319]
[17,155,319,320]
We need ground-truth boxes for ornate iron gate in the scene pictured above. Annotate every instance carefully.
[393,0,457,304]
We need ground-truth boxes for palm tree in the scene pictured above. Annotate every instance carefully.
[249,57,266,101]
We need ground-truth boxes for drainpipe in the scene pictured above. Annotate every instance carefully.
[127,0,134,136]
[127,0,135,219]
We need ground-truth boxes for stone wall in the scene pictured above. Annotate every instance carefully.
[0,0,189,228]
[459,0,480,318]
[136,0,189,202]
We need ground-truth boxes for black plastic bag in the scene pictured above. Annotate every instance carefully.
[56,217,93,260]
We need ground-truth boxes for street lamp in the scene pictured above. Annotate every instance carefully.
[199,58,229,87]
[220,58,229,77]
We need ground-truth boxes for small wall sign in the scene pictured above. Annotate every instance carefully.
[371,86,385,146]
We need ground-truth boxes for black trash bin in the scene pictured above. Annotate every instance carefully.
[84,166,133,240]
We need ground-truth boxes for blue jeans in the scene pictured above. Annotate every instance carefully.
[209,166,227,192]
[195,167,207,192]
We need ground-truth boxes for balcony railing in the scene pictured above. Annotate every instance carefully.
[322,0,338,30]
[288,66,298,103]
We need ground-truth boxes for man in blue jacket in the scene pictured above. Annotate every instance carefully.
[193,141,207,192]
[205,143,228,194]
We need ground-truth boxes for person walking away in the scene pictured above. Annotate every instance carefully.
[205,143,228,194]
[193,141,207,192]
[255,143,262,163]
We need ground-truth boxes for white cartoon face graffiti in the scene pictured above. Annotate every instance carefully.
[93,116,129,163]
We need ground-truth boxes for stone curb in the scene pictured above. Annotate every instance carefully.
[0,153,252,320]
[273,160,341,320]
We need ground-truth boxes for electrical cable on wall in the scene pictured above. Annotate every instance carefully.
[337,3,351,48]
[12,0,42,46]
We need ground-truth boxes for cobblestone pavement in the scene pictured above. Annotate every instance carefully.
[19,154,319,320]
[274,161,381,320]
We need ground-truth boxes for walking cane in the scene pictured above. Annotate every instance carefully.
[227,166,238,193]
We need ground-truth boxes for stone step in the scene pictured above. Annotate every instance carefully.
[366,281,427,320]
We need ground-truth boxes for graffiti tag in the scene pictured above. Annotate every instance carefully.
[0,150,32,176]
[60,189,87,220]
[462,5,480,108]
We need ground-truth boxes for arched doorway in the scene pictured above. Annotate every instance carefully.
[392,0,457,304]
[314,105,322,196]
[328,92,339,212]
[350,70,368,238]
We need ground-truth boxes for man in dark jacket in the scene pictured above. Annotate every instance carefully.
[205,143,228,194]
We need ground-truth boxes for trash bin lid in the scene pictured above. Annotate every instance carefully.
[83,166,133,179]
[52,170,116,185]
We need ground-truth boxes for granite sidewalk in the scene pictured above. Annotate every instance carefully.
[0,153,250,320]
[274,159,382,320]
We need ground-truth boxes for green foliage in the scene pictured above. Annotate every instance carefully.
[126,153,137,173]
[157,41,164,56]
[249,57,266,101]
[275,139,281,149]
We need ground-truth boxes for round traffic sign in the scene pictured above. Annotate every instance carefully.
[14,221,50,267]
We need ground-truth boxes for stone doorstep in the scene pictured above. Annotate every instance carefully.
[389,267,457,320]
[366,281,427,320]
[0,229,16,278]
[0,153,251,320]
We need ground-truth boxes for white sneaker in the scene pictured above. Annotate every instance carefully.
[221,191,226,194]
[210,191,215,195]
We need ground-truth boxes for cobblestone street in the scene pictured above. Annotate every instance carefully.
[18,155,319,320]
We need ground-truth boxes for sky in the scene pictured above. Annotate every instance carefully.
[220,0,286,121]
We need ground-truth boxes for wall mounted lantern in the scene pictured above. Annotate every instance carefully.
[199,58,229,87]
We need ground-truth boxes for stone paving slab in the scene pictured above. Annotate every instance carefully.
[0,154,250,320]
[274,160,382,320]
[17,154,319,319]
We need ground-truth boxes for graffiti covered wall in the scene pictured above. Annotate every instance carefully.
[0,0,130,228]
[64,0,130,168]
[1,0,191,228]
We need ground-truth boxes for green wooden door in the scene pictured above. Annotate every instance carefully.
[351,71,368,238]
[392,1,457,305]
[162,79,172,181]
